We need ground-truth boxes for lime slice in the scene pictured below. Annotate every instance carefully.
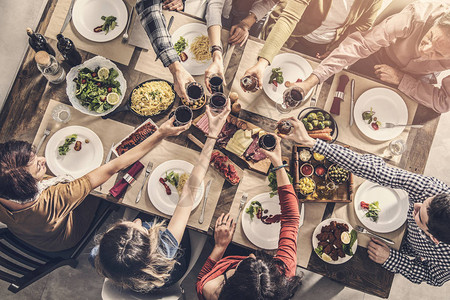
[107,92,120,105]
[98,67,110,80]
[341,231,351,244]
[321,253,332,262]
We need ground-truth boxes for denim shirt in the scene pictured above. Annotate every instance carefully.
[89,221,179,267]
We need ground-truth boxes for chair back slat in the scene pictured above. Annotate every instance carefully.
[0,269,19,284]
[0,243,43,269]
[0,255,33,275]
[4,232,52,261]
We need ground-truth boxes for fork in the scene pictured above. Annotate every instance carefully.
[122,6,134,43]
[354,225,395,245]
[235,192,248,225]
[35,127,51,154]
[384,122,423,129]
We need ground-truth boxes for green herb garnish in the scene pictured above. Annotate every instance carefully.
[268,171,293,197]
[342,229,358,256]
[245,201,262,220]
[365,201,381,222]
[362,107,376,124]
[165,171,180,187]
[58,134,78,156]
[100,16,117,34]
[174,36,188,56]
[269,67,284,84]
[314,245,323,256]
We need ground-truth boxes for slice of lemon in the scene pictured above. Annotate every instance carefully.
[107,92,120,105]
[341,231,351,244]
[98,67,110,80]
[321,253,332,262]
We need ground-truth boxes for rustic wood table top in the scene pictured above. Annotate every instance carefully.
[0,1,441,298]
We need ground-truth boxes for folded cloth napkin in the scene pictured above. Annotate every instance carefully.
[109,161,144,198]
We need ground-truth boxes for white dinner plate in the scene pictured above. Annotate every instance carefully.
[241,193,281,250]
[147,160,204,216]
[262,53,314,104]
[45,126,103,178]
[312,218,358,265]
[353,87,408,141]
[354,181,409,233]
[72,0,128,42]
[171,23,212,75]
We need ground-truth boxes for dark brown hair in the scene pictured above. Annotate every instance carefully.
[0,140,38,202]
[219,251,302,300]
[427,193,450,244]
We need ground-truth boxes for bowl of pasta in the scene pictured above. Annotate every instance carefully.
[127,79,177,117]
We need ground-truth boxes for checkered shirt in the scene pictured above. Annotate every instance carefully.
[314,139,450,286]
[136,0,180,67]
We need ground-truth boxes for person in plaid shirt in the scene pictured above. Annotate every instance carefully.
[136,0,194,99]
[279,117,450,286]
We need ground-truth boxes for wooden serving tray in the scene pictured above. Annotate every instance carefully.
[291,145,354,203]
[193,113,272,174]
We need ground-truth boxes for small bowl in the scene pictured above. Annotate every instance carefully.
[315,165,326,177]
[299,149,312,162]
[300,163,314,177]
[299,177,316,196]
[327,164,350,185]
[181,95,207,110]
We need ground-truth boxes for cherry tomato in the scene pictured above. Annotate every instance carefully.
[96,82,101,87]
[92,72,97,77]
[81,79,86,84]
[107,87,112,93]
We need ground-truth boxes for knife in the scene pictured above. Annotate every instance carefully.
[60,0,77,34]
[198,179,212,224]
[155,15,174,62]
[299,203,305,228]
[350,79,355,127]
[136,161,153,203]
[99,143,115,191]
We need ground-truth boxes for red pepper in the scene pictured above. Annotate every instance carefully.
[159,178,171,195]
[296,78,303,83]
[272,79,278,87]
[371,122,379,131]
[360,201,369,209]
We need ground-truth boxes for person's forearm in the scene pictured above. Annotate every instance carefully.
[183,137,216,192]
[240,13,257,29]
[86,131,165,188]
[209,245,227,262]
[208,25,223,64]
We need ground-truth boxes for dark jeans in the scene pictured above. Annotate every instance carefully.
[349,48,395,79]
[291,37,329,59]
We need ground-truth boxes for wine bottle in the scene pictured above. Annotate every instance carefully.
[26,27,55,56]
[56,34,82,66]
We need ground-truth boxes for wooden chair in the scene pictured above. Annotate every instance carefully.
[0,201,115,293]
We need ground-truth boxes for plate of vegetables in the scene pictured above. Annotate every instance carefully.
[298,108,338,142]
[72,0,127,42]
[242,193,281,250]
[66,56,127,116]
[262,53,314,104]
[354,181,409,233]
[45,126,103,179]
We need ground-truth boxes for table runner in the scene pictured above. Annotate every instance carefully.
[32,99,135,192]
[119,139,225,232]
[228,39,321,120]
[135,10,231,83]
[324,70,418,164]
[331,175,405,251]
[44,0,136,66]
[229,169,327,268]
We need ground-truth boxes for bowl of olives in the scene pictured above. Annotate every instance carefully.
[297,108,338,143]
[327,164,350,185]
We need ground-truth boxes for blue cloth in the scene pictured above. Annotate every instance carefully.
[89,221,180,267]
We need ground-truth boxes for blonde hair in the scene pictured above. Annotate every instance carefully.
[94,219,178,293]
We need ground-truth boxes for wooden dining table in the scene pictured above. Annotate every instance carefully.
[0,0,442,298]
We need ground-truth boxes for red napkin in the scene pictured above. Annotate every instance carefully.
[109,161,144,198]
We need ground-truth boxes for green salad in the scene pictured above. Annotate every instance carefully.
[74,67,121,113]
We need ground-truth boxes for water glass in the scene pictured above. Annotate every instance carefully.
[51,104,71,123]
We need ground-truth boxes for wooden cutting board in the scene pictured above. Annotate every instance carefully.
[193,113,272,174]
